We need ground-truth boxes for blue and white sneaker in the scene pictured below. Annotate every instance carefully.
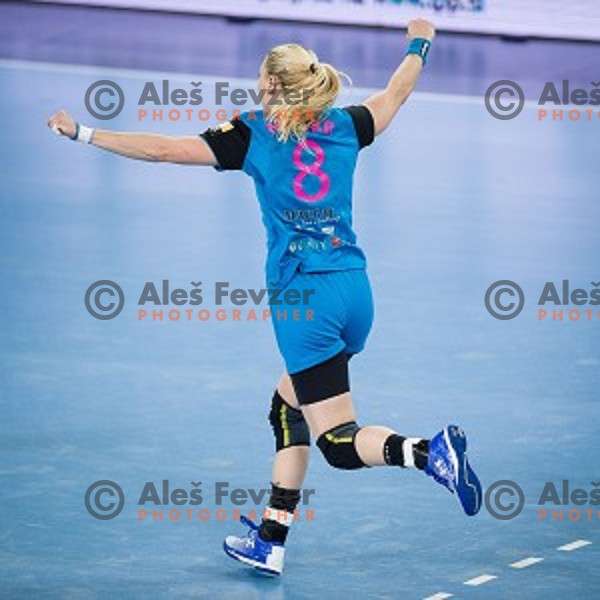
[425,425,482,516]
[223,515,285,576]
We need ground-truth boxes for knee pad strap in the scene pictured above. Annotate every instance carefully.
[268,391,310,451]
[316,421,365,470]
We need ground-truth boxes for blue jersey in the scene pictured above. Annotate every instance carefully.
[201,105,374,288]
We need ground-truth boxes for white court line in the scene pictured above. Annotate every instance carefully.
[557,539,592,552]
[0,57,259,85]
[0,58,541,109]
[510,556,544,569]
[463,574,498,587]
[425,537,594,597]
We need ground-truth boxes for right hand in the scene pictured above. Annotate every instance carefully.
[407,19,435,42]
[47,109,76,139]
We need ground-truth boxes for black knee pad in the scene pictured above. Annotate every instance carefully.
[316,422,365,470]
[268,391,310,451]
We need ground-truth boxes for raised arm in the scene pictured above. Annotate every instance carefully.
[364,19,435,136]
[47,109,217,166]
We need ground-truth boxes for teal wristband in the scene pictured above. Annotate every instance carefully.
[406,38,431,65]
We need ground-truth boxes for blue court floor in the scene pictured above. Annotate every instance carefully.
[0,55,599,599]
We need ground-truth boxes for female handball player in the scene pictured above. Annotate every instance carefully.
[48,18,481,576]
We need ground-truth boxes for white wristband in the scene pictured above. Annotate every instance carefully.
[76,124,95,144]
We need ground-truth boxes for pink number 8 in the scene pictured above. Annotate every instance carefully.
[292,140,330,203]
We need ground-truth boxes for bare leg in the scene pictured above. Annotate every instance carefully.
[299,391,483,518]
[271,373,310,489]
[300,392,401,466]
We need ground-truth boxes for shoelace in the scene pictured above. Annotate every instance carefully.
[434,457,450,477]
[427,455,455,492]
[238,515,259,548]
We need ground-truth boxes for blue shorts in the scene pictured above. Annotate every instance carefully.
[271,268,374,374]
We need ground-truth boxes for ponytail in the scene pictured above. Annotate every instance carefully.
[262,44,343,142]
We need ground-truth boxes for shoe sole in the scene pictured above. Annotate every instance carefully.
[444,426,482,516]
[223,542,281,576]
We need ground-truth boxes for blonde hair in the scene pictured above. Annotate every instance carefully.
[263,43,342,142]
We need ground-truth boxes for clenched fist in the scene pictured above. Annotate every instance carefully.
[47,109,76,139]
[407,19,435,42]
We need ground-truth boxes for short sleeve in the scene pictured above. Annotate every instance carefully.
[344,105,375,149]
[200,118,252,171]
